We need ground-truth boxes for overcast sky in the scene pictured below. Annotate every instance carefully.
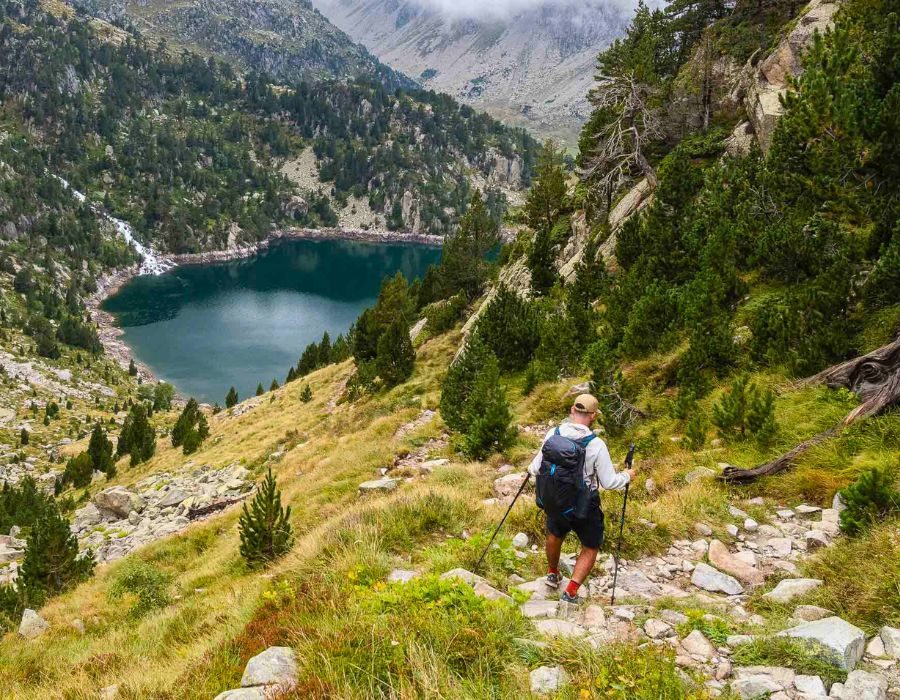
[411,0,643,19]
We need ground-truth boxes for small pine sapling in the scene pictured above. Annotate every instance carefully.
[239,468,294,568]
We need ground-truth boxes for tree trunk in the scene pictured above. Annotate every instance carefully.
[721,335,900,483]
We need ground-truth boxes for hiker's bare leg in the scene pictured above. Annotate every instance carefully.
[545,532,563,570]
[571,547,599,585]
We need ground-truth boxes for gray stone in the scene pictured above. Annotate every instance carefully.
[695,522,713,536]
[92,487,145,518]
[867,635,886,658]
[511,532,529,549]
[645,477,657,495]
[387,569,417,584]
[472,581,513,602]
[729,505,749,518]
[530,665,570,694]
[835,670,887,700]
[581,604,606,628]
[821,508,840,524]
[685,467,716,484]
[213,690,268,700]
[766,537,793,557]
[708,540,764,586]
[158,489,187,508]
[832,492,845,512]
[727,635,754,647]
[520,600,559,619]
[440,568,486,586]
[778,617,865,670]
[18,608,49,639]
[805,530,829,550]
[534,619,587,639]
[681,629,715,658]
[793,605,833,622]
[99,685,119,700]
[743,518,759,532]
[795,504,822,516]
[880,626,900,659]
[616,569,662,597]
[763,578,824,604]
[493,473,528,499]
[725,524,739,537]
[776,509,796,520]
[732,676,782,699]
[240,646,298,691]
[73,503,102,530]
[644,618,672,639]
[660,609,689,625]
[795,675,827,695]
[691,563,744,595]
[358,478,398,493]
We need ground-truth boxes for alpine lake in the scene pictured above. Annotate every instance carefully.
[101,238,442,404]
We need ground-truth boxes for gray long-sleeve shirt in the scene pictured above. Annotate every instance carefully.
[527,421,631,491]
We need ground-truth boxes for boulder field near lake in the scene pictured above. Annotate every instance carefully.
[0,0,899,696]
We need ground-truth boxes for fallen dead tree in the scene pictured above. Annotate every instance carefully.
[721,334,900,483]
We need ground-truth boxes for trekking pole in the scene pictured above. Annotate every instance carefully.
[610,444,636,605]
[474,473,531,574]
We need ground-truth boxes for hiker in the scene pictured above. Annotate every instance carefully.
[527,393,635,603]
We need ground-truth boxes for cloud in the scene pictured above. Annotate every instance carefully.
[410,0,643,20]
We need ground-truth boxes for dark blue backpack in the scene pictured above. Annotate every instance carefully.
[535,427,595,520]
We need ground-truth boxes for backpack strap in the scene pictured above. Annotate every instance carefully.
[577,434,596,447]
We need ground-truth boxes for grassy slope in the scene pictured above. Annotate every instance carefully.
[1,322,898,698]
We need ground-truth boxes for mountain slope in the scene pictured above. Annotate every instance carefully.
[72,0,414,88]
[313,0,627,147]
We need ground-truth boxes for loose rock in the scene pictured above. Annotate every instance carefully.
[530,665,569,694]
[691,562,744,595]
[778,616,865,671]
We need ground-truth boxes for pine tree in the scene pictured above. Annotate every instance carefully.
[839,469,900,536]
[440,335,494,432]
[128,358,137,376]
[286,366,297,383]
[238,468,293,568]
[439,190,500,299]
[473,285,540,372]
[528,228,558,296]
[63,452,93,488]
[525,141,569,237]
[270,379,280,391]
[299,384,313,403]
[225,386,239,408]
[88,423,115,477]
[171,398,209,455]
[20,428,28,446]
[256,383,264,396]
[19,501,94,606]
[119,404,155,466]
[461,356,515,459]
[376,318,415,386]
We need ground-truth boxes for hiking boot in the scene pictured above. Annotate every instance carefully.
[545,572,562,589]
[560,590,584,605]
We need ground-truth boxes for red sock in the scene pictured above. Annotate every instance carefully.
[565,579,580,597]
[548,566,559,575]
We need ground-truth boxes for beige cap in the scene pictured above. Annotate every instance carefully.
[573,393,599,414]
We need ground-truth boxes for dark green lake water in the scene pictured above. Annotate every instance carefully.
[102,238,441,404]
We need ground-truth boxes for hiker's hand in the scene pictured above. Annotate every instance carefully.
[626,468,637,481]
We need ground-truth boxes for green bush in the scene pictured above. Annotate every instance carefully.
[838,468,900,536]
[239,468,293,568]
[460,355,515,459]
[108,560,173,618]
[711,376,776,443]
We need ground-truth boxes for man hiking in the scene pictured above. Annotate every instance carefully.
[528,393,635,603]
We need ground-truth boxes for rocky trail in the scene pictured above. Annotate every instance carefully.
[345,438,898,699]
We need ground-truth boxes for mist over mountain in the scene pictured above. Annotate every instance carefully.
[313,0,630,146]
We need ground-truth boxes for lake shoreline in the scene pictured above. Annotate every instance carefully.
[88,227,444,389]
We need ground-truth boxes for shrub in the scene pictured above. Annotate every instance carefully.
[838,468,900,536]
[375,317,415,386]
[108,560,173,618]
[63,451,94,488]
[239,468,293,568]
[460,355,515,459]
[711,376,777,443]
[685,413,708,450]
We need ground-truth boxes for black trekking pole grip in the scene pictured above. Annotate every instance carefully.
[474,473,531,574]
[610,443,635,605]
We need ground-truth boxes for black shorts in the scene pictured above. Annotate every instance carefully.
[545,491,605,549]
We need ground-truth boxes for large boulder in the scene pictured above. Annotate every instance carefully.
[240,646,298,692]
[691,563,744,595]
[92,487,145,519]
[72,503,103,531]
[762,578,823,604]
[708,540,765,586]
[18,608,49,639]
[358,478,398,494]
[778,616,865,670]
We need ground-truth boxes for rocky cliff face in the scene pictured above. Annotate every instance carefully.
[312,0,627,147]
[74,0,413,88]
